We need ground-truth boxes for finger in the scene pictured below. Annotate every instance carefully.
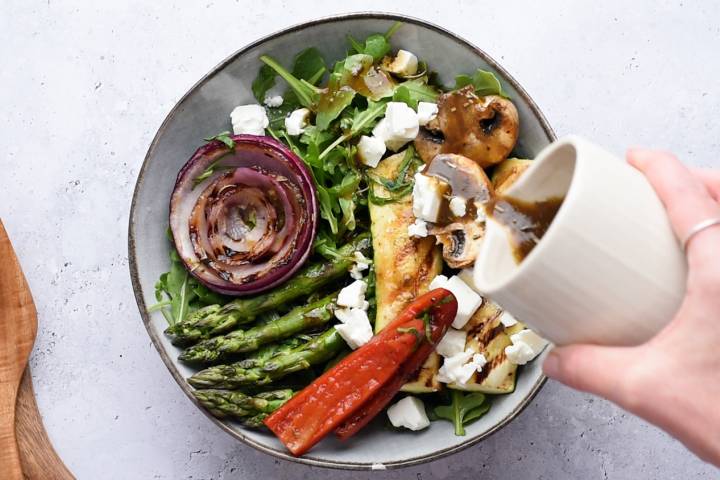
[543,344,637,404]
[690,168,720,201]
[627,148,720,261]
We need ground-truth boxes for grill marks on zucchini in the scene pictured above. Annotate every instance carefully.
[369,151,444,392]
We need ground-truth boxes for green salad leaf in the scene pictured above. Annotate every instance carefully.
[392,79,440,108]
[292,47,327,85]
[251,64,277,103]
[154,251,197,325]
[260,55,321,109]
[433,391,491,436]
[453,68,508,98]
[203,131,235,150]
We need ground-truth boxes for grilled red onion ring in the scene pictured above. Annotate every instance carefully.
[170,135,317,295]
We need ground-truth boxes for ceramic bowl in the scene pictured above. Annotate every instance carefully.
[129,12,555,470]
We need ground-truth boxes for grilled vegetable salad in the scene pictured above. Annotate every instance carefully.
[154,22,549,456]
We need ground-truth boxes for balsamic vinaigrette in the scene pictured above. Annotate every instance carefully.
[486,196,563,263]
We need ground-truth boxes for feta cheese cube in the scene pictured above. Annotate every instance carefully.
[474,200,487,224]
[263,95,284,107]
[437,349,475,384]
[372,102,419,151]
[435,328,466,357]
[412,173,444,222]
[387,396,430,431]
[387,50,419,77]
[505,329,549,365]
[499,311,518,328]
[335,314,373,349]
[285,108,310,136]
[334,307,369,325]
[445,275,483,329]
[407,218,428,238]
[337,279,368,309]
[357,135,386,168]
[449,196,467,217]
[349,251,371,280]
[428,274,449,291]
[472,353,488,371]
[230,104,269,136]
[417,102,438,126]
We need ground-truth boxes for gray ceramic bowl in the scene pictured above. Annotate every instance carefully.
[129,12,555,470]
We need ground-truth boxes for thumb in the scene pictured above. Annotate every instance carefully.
[543,344,638,403]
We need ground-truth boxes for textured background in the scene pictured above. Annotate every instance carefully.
[1,1,719,478]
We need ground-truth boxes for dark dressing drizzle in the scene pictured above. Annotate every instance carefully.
[487,196,563,263]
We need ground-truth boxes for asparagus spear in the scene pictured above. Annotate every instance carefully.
[188,327,345,389]
[179,293,338,365]
[165,234,371,346]
[192,388,293,426]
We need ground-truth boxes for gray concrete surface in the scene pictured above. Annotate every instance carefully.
[1,0,719,478]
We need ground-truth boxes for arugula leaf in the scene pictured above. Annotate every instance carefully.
[316,76,356,131]
[349,99,387,136]
[392,79,440,108]
[192,157,233,188]
[251,64,277,103]
[384,21,403,39]
[346,34,364,54]
[363,33,391,61]
[453,69,508,98]
[433,390,491,436]
[203,131,235,150]
[153,250,198,325]
[260,55,321,109]
[292,47,326,85]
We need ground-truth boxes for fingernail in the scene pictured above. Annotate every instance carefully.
[542,350,561,378]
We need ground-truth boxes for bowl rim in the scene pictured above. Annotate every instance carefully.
[128,10,556,471]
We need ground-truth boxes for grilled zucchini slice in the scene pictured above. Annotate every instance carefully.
[369,151,443,392]
[491,158,533,194]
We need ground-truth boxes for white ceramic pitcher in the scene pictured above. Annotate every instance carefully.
[473,136,688,346]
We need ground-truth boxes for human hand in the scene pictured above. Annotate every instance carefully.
[542,148,720,466]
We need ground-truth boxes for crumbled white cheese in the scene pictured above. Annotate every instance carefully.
[429,274,449,291]
[337,279,368,310]
[475,203,487,224]
[445,276,483,329]
[499,311,518,328]
[387,49,419,77]
[230,104,269,136]
[505,329,549,365]
[407,218,429,238]
[334,307,369,324]
[445,275,484,329]
[386,396,430,431]
[435,328,466,357]
[437,349,475,384]
[285,108,310,136]
[357,135,386,168]
[417,102,438,126]
[263,95,284,107]
[412,173,444,222]
[335,314,373,349]
[372,102,420,151]
[472,352,488,371]
[438,349,488,385]
[349,251,371,280]
[449,196,467,217]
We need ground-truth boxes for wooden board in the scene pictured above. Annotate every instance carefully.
[16,367,74,480]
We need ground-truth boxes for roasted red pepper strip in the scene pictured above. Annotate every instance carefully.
[263,288,457,456]
[335,294,456,439]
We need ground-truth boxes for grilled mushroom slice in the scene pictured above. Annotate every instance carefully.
[414,86,519,168]
[424,153,495,268]
[428,220,485,269]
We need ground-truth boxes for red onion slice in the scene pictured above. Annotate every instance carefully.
[170,135,318,295]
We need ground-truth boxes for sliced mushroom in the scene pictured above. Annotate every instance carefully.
[424,153,495,268]
[414,86,519,168]
[429,220,485,269]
